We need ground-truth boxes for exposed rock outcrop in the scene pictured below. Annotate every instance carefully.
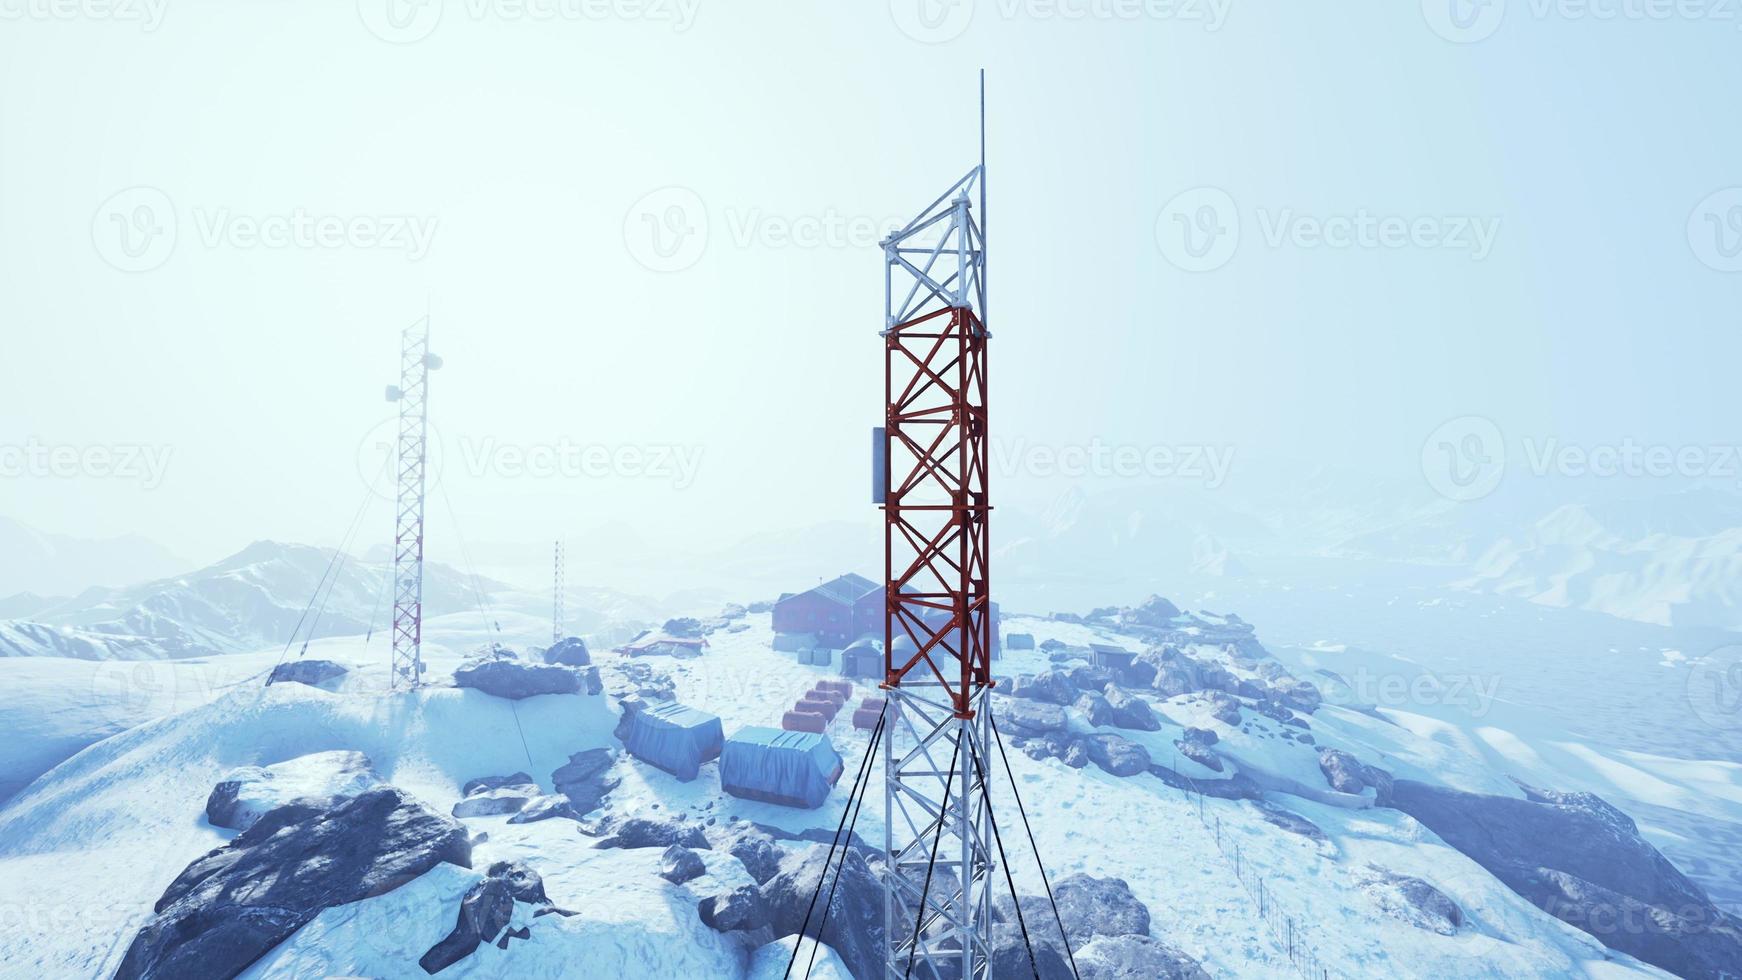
[659,845,707,885]
[205,750,382,832]
[1353,865,1462,936]
[418,860,573,974]
[118,788,470,980]
[1388,779,1742,979]
[757,845,884,980]
[454,648,584,700]
[552,747,619,816]
[266,659,348,688]
[541,637,592,667]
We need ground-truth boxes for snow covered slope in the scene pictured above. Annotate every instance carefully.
[0,610,1688,979]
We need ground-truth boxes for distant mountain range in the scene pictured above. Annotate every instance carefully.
[0,540,659,661]
[1455,492,1742,630]
[0,517,189,597]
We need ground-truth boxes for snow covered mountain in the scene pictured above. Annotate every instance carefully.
[1454,492,1742,630]
[0,540,636,661]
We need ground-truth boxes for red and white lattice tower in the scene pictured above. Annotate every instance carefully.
[878,78,995,980]
[387,318,440,690]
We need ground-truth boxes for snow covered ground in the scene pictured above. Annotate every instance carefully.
[0,609,1687,979]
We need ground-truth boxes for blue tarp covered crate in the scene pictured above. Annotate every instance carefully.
[620,701,723,782]
[721,726,845,809]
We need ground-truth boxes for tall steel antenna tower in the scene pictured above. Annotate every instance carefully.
[386,318,441,690]
[877,72,995,980]
[552,538,566,644]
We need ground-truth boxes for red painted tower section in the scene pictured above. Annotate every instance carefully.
[882,304,992,718]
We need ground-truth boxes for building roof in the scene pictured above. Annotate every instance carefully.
[1089,642,1133,656]
[780,572,880,609]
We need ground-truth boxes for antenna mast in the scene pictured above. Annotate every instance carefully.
[553,538,566,644]
[386,318,441,690]
[878,70,995,979]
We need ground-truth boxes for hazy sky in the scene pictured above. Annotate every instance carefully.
[1,1,1737,578]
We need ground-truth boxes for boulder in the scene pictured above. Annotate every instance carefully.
[1125,595,1182,627]
[1388,779,1742,979]
[1173,738,1223,774]
[699,883,769,932]
[454,649,583,700]
[462,772,534,797]
[551,747,620,816]
[1008,669,1078,706]
[205,750,383,832]
[594,816,709,851]
[452,774,540,819]
[1068,664,1118,692]
[541,637,592,667]
[1077,934,1210,980]
[266,660,348,688]
[1000,699,1069,736]
[1075,692,1116,727]
[419,860,571,974]
[506,795,581,824]
[1084,735,1151,778]
[663,616,705,638]
[117,788,470,980]
[1353,865,1462,936]
[1273,678,1323,714]
[707,824,786,885]
[759,845,883,980]
[1102,686,1160,731]
[1182,727,1218,747]
[660,845,707,885]
[1318,749,1393,803]
[1204,694,1243,727]
[990,933,1075,979]
[997,874,1150,950]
